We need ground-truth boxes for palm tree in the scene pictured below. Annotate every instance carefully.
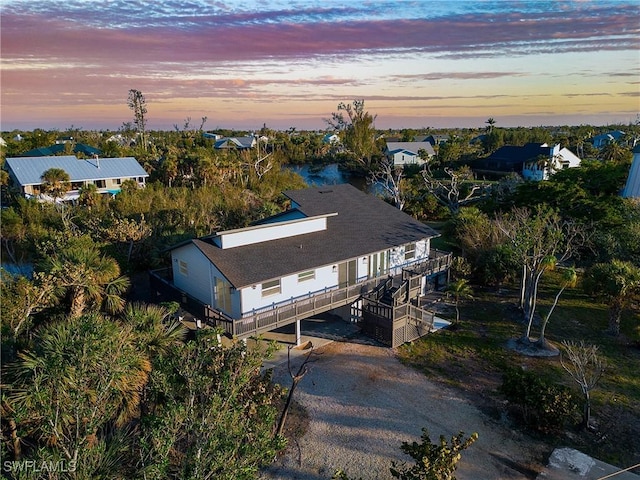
[583,260,640,336]
[122,302,187,358]
[39,238,130,318]
[6,313,151,470]
[78,182,99,210]
[485,117,496,134]
[40,167,70,201]
[446,279,473,325]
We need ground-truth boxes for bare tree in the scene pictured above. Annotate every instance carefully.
[421,165,490,215]
[370,159,407,210]
[276,345,315,437]
[536,266,577,348]
[494,206,585,343]
[560,340,605,429]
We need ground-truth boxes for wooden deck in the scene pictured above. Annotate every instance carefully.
[149,250,452,340]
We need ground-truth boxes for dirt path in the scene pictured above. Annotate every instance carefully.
[261,341,549,480]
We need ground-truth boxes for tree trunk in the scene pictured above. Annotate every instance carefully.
[583,391,591,430]
[70,287,85,318]
[8,418,21,460]
[607,302,622,336]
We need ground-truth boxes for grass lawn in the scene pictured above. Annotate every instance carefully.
[397,274,640,469]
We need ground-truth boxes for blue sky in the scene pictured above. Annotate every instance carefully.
[1,0,638,131]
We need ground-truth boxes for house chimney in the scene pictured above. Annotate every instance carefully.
[94,154,100,168]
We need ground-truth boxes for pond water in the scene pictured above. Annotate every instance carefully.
[1,262,34,278]
[284,163,376,193]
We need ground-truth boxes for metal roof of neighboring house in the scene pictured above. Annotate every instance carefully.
[484,143,551,166]
[5,156,148,186]
[214,136,256,149]
[385,142,435,156]
[19,143,103,157]
[178,183,440,288]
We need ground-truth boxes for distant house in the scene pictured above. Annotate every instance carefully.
[473,143,581,180]
[19,143,103,157]
[591,130,625,149]
[203,132,223,140]
[419,134,450,146]
[153,184,451,347]
[522,146,582,181]
[322,133,340,145]
[622,145,640,198]
[4,155,148,201]
[214,136,257,150]
[384,141,435,166]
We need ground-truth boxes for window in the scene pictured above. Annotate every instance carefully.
[115,178,122,185]
[178,260,188,276]
[404,243,416,260]
[95,180,106,188]
[298,270,315,282]
[262,279,281,297]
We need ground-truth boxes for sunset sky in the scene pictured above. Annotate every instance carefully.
[1,0,639,132]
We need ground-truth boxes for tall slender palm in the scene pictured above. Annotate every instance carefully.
[40,241,129,318]
[446,279,473,325]
[537,266,578,347]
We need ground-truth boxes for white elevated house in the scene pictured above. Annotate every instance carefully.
[4,155,148,201]
[155,184,451,346]
[384,141,435,166]
[521,144,582,181]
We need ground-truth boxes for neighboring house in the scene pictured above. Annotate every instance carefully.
[622,144,640,198]
[203,132,223,140]
[214,136,257,150]
[419,134,450,146]
[322,133,340,145]
[0,137,6,147]
[153,184,451,346]
[473,143,581,180]
[19,143,103,157]
[522,145,582,181]
[4,155,148,201]
[591,130,625,149]
[384,141,435,166]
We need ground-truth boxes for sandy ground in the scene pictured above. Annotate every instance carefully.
[260,340,549,480]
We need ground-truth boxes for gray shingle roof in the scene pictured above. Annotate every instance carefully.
[385,141,435,156]
[5,156,148,186]
[182,184,439,288]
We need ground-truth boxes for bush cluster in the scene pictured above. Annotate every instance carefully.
[500,367,577,433]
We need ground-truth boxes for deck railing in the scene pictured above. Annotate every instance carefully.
[150,248,451,339]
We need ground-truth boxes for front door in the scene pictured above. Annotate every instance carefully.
[338,259,357,287]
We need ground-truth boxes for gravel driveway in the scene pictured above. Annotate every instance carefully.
[261,340,548,480]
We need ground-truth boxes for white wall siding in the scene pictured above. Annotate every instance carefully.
[171,244,214,306]
[215,215,332,249]
[389,239,430,272]
[239,264,338,315]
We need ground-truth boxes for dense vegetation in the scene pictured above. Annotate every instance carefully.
[1,111,639,477]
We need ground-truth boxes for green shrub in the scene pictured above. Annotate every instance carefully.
[500,367,577,433]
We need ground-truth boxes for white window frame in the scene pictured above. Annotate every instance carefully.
[261,279,281,297]
[404,243,416,260]
[297,270,315,282]
[178,260,188,276]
